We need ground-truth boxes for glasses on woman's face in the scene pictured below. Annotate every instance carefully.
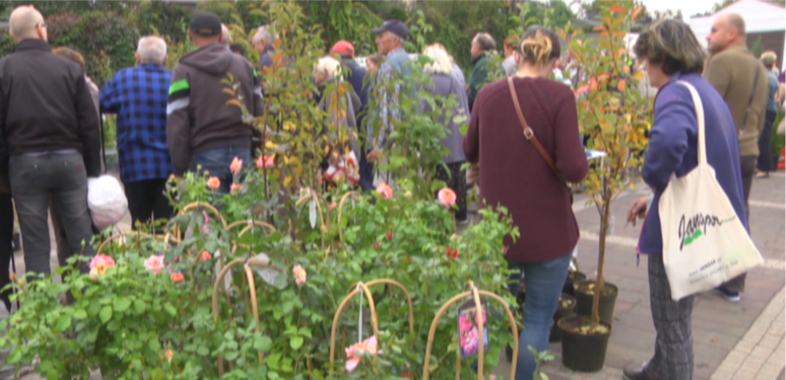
[37,23,47,29]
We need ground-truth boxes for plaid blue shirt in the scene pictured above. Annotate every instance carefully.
[100,63,173,183]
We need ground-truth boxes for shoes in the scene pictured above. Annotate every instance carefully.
[755,171,770,179]
[456,217,470,225]
[623,363,656,380]
[715,287,741,302]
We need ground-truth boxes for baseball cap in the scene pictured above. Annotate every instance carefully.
[190,11,222,37]
[330,40,355,56]
[372,20,409,40]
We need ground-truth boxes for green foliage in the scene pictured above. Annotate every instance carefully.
[750,35,764,58]
[196,1,244,28]
[0,3,522,379]
[45,11,139,84]
[302,1,381,57]
[0,1,128,19]
[135,1,192,44]
[0,30,14,58]
[772,110,785,161]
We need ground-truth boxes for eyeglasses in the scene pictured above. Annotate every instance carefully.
[37,23,47,28]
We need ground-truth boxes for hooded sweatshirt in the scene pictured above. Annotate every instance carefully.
[167,42,264,175]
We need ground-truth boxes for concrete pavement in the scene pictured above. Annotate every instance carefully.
[493,172,785,380]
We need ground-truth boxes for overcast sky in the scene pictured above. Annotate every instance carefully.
[562,0,723,19]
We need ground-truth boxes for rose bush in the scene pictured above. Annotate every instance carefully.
[0,2,523,379]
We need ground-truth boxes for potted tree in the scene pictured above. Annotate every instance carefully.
[556,0,652,372]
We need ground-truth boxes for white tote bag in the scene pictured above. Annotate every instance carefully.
[659,81,764,301]
[87,175,128,231]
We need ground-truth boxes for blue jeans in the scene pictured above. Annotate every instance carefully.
[192,146,251,195]
[508,253,572,380]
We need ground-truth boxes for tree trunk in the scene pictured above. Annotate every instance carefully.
[590,202,609,329]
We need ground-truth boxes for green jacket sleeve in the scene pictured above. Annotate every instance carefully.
[468,56,489,112]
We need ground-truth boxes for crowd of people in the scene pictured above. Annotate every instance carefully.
[0,4,783,380]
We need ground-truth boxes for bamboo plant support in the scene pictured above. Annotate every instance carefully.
[421,281,519,380]
[328,281,380,375]
[172,201,228,239]
[211,256,282,376]
[95,231,150,256]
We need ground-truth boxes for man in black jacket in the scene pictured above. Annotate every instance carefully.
[0,5,100,275]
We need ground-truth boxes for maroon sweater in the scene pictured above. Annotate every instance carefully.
[463,76,588,263]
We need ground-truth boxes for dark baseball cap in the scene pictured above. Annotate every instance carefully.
[190,11,222,37]
[372,20,409,40]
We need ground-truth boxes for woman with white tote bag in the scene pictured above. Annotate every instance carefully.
[623,20,760,380]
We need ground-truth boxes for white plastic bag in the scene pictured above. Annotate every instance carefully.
[87,175,128,231]
[659,81,763,301]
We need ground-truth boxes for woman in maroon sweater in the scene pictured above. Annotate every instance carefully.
[463,26,588,380]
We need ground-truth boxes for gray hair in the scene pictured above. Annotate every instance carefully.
[220,24,232,45]
[474,33,496,52]
[9,6,44,40]
[137,36,167,64]
[252,25,273,45]
[761,51,777,69]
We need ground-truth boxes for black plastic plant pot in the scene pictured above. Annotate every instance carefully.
[563,271,586,297]
[550,293,577,342]
[558,315,612,372]
[574,280,618,325]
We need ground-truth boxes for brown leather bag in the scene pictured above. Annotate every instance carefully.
[506,77,568,187]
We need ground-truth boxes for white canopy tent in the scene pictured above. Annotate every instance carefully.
[690,0,786,70]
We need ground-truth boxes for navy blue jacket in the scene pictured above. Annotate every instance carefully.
[638,72,747,255]
[339,55,369,123]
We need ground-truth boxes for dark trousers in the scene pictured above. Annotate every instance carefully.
[124,179,174,230]
[192,146,251,196]
[435,162,467,221]
[358,145,375,192]
[10,153,96,275]
[720,155,757,293]
[0,193,14,311]
[757,110,777,172]
[646,253,694,380]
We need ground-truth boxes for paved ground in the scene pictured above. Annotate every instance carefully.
[493,173,786,380]
[0,172,783,380]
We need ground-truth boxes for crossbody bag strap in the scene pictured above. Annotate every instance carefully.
[507,77,566,184]
[741,64,761,134]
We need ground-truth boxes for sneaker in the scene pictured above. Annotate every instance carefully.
[715,287,741,302]
[456,217,470,225]
[623,363,656,380]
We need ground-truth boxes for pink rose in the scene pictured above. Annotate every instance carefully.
[256,154,275,169]
[89,254,115,276]
[292,265,307,285]
[206,176,221,190]
[438,187,457,207]
[229,156,243,174]
[376,183,393,199]
[144,255,165,274]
